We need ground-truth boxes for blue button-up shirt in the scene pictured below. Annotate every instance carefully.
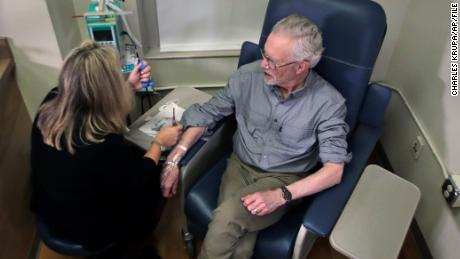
[181,61,351,174]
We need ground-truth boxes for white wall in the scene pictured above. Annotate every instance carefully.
[0,0,62,117]
[156,0,266,51]
[384,0,460,175]
[371,0,411,80]
[382,93,460,259]
[2,1,459,257]
[380,0,460,258]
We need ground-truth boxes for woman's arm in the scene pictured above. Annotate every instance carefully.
[144,124,184,164]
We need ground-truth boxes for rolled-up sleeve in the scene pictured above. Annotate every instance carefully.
[317,100,352,164]
[180,83,235,130]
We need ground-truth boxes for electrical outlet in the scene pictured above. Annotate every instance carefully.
[410,135,425,160]
[442,175,460,208]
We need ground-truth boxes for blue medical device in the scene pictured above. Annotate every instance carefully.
[138,60,154,88]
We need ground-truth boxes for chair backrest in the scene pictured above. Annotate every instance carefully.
[252,0,387,131]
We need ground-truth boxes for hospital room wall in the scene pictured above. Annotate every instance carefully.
[1,0,459,258]
[380,0,460,258]
[0,0,68,119]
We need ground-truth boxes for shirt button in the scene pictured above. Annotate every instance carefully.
[274,119,278,122]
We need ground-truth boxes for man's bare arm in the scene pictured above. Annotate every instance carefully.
[161,126,206,197]
[287,162,344,200]
[241,162,344,216]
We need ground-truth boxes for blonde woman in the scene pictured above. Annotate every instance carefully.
[30,41,181,257]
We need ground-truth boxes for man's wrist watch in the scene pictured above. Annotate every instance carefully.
[151,139,166,152]
[280,186,292,203]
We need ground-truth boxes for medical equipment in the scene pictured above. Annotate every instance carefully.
[84,0,154,89]
[138,59,154,88]
[86,0,123,50]
[139,101,185,137]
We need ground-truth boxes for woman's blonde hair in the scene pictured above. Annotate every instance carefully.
[37,41,133,154]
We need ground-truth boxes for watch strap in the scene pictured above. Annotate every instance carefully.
[280,186,292,202]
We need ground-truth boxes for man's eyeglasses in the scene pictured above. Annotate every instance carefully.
[260,48,301,70]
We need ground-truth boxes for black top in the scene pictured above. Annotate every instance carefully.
[30,88,161,248]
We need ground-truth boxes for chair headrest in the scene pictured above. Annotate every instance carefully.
[258,0,387,130]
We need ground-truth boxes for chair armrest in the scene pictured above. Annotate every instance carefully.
[302,124,382,236]
[301,83,391,236]
[238,41,261,68]
[180,116,237,197]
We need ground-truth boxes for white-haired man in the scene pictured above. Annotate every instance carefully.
[161,14,351,259]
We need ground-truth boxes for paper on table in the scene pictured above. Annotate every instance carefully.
[139,101,185,137]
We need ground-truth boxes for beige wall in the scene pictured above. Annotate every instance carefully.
[46,0,81,58]
[0,0,63,118]
[73,0,90,41]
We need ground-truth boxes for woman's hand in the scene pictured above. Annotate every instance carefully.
[144,124,182,164]
[128,61,151,90]
[154,124,183,147]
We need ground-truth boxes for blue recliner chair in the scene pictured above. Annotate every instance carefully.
[178,0,391,258]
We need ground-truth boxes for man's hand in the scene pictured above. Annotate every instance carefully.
[241,189,286,216]
[161,163,180,198]
[159,126,206,198]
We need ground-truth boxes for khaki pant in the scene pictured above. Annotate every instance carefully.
[198,153,304,259]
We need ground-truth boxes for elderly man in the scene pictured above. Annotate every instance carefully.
[161,14,351,259]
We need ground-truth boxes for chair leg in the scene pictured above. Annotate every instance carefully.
[292,225,318,259]
[182,229,195,258]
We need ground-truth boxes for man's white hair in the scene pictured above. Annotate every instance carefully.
[272,14,324,68]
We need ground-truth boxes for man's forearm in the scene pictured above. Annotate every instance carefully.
[166,126,206,164]
[286,162,344,200]
[177,126,206,149]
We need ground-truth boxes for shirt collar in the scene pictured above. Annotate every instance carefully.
[270,70,314,100]
[291,70,314,97]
